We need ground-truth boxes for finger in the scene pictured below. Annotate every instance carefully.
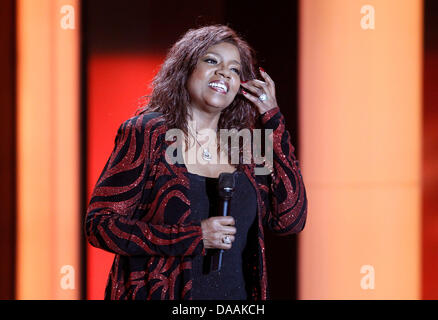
[217,216,235,226]
[221,242,232,250]
[252,79,268,90]
[259,68,276,96]
[241,82,264,97]
[251,79,275,100]
[241,89,264,109]
[244,79,268,90]
[253,79,273,97]
[221,226,237,235]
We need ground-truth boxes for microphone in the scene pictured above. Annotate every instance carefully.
[211,172,236,272]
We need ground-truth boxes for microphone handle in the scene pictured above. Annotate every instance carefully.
[222,198,229,217]
[212,198,230,272]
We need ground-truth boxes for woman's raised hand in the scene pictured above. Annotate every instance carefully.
[201,216,236,250]
[240,67,279,114]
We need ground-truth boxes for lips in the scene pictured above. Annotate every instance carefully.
[208,80,229,94]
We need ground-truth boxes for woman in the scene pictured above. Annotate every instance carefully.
[85,24,307,300]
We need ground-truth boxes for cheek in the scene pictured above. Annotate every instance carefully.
[230,81,241,95]
[188,69,209,90]
[187,73,203,96]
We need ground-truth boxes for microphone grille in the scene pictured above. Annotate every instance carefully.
[218,172,236,190]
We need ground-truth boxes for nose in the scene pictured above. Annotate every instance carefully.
[215,64,231,79]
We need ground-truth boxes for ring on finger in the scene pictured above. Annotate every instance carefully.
[222,235,232,244]
[258,93,268,102]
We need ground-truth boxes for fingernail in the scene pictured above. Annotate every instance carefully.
[242,89,247,94]
[241,81,247,84]
[259,67,265,73]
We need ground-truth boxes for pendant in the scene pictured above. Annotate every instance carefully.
[202,148,212,161]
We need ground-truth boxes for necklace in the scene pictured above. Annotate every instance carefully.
[188,125,214,162]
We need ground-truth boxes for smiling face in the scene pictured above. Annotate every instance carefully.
[186,42,242,113]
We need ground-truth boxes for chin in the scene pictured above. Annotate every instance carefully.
[207,104,229,113]
[206,96,235,111]
[204,102,225,110]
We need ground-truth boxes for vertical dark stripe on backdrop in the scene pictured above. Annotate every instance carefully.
[0,0,16,300]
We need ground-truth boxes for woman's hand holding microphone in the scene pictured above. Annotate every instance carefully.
[201,216,236,250]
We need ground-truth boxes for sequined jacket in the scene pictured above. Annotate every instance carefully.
[84,107,307,300]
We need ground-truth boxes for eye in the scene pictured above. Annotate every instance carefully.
[204,58,217,64]
[231,68,241,75]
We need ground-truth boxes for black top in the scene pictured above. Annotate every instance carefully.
[187,170,257,300]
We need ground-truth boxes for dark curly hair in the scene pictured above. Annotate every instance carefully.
[136,24,259,163]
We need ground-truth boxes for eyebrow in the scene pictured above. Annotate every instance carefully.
[205,52,241,65]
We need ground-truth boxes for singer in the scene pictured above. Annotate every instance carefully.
[85,25,307,300]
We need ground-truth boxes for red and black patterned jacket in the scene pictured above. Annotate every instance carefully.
[85,107,307,300]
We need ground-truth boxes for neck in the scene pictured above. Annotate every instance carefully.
[187,106,221,132]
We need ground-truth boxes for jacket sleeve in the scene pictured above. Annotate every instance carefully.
[256,107,308,235]
[84,115,206,257]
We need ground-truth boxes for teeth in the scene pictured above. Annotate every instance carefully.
[208,82,228,93]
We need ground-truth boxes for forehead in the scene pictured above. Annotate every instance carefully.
[205,42,241,62]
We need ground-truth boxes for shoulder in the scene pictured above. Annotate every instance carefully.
[113,112,168,153]
[120,111,167,135]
